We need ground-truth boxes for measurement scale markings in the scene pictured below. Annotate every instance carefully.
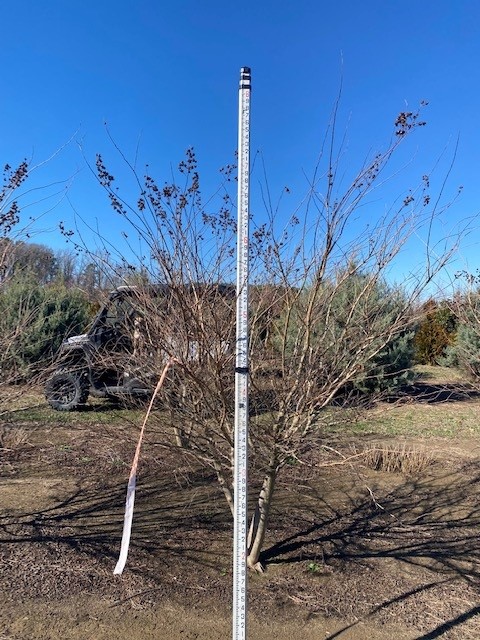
[233,66,251,640]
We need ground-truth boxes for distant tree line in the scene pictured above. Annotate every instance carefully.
[1,215,480,390]
[0,238,123,294]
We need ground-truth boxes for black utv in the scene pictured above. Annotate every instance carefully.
[45,284,235,411]
[45,285,163,411]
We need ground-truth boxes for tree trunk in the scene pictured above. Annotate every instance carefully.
[213,460,235,516]
[246,461,278,572]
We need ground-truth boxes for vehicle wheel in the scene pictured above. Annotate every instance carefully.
[45,370,89,411]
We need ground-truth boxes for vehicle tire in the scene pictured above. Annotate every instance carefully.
[45,369,89,411]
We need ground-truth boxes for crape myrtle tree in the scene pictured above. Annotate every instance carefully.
[88,106,458,571]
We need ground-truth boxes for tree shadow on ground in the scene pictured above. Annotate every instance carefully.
[263,462,480,638]
[265,465,480,571]
[0,467,231,574]
[389,381,480,404]
[325,590,480,639]
[1,459,480,637]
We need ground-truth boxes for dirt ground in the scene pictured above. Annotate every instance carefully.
[1,385,480,639]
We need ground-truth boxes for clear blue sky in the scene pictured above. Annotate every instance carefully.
[2,0,479,287]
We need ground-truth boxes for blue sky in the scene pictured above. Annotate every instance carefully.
[2,1,480,288]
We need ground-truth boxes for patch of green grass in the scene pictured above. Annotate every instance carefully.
[347,402,480,438]
[3,367,480,443]
[1,386,145,427]
[307,561,321,573]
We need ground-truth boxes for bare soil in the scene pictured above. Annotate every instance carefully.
[1,384,480,639]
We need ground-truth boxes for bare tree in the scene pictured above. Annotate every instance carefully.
[89,106,461,570]
[0,160,29,284]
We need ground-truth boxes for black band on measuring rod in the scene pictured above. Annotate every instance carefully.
[235,367,249,374]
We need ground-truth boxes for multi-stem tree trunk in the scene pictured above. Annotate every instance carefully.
[247,453,279,571]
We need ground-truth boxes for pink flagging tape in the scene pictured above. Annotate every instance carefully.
[114,359,175,575]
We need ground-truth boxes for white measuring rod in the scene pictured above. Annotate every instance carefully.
[233,65,251,640]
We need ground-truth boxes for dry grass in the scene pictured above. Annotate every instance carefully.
[0,425,29,451]
[414,364,467,384]
[361,441,434,474]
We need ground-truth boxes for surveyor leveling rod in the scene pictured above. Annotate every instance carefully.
[233,65,251,640]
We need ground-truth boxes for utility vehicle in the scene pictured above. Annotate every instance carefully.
[45,284,235,411]
[45,286,158,410]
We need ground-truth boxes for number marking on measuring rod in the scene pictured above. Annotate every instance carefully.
[233,65,251,640]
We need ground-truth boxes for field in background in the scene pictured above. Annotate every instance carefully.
[1,365,480,639]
